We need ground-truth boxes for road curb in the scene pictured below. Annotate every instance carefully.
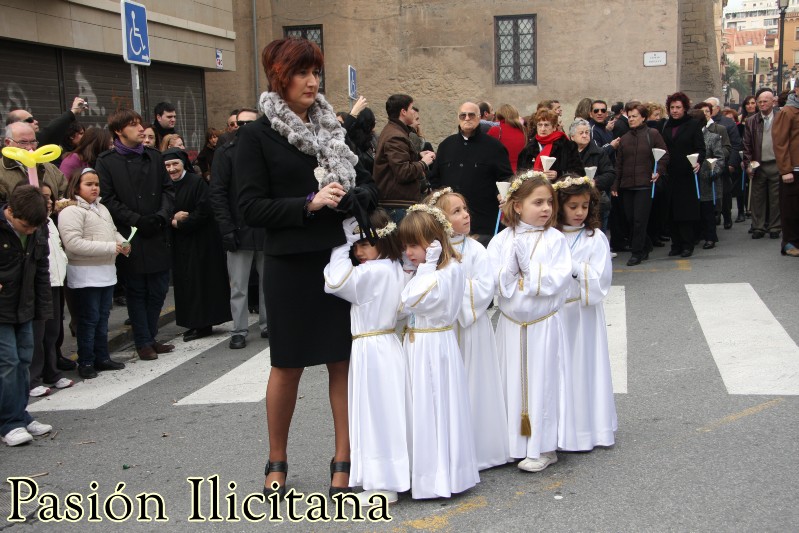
[106,306,177,357]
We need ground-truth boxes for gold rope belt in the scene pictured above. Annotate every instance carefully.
[403,324,453,343]
[500,309,558,437]
[352,329,396,340]
[565,297,580,304]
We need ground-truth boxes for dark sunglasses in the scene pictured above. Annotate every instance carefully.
[458,112,478,120]
[22,117,36,123]
[236,120,254,126]
[592,108,607,113]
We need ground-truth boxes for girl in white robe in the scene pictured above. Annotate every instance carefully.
[323,211,410,506]
[487,171,574,473]
[426,188,509,470]
[554,176,617,450]
[398,205,480,500]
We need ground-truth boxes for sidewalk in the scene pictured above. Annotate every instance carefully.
[61,289,177,361]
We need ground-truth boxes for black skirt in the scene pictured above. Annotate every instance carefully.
[263,249,351,368]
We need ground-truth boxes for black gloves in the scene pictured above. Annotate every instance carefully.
[136,214,164,237]
[221,231,239,252]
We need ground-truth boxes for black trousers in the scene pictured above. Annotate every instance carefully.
[609,195,629,251]
[699,201,719,242]
[670,221,696,253]
[622,189,653,256]
[720,171,733,223]
[30,287,63,388]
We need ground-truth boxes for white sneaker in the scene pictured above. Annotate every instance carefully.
[517,451,558,472]
[53,378,74,389]
[29,386,52,397]
[3,427,33,446]
[356,490,398,507]
[26,421,52,436]
[611,252,618,258]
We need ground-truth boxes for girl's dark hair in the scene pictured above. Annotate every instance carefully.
[349,108,376,154]
[70,126,112,168]
[554,173,601,234]
[62,120,85,149]
[359,208,402,261]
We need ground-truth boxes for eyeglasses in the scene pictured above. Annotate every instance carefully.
[22,117,36,123]
[10,138,39,147]
[458,112,477,120]
[592,108,607,113]
[236,120,254,126]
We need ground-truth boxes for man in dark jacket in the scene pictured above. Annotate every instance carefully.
[429,102,513,246]
[373,94,435,222]
[5,96,88,147]
[0,185,53,446]
[209,108,268,350]
[705,97,743,227]
[153,102,177,148]
[97,109,175,361]
[588,100,620,158]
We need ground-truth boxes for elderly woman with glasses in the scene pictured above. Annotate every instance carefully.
[518,108,584,180]
[569,118,615,229]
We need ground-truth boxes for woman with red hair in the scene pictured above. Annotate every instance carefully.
[236,38,378,499]
[517,108,584,179]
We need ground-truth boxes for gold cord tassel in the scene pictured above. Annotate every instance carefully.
[518,275,524,291]
[520,413,531,437]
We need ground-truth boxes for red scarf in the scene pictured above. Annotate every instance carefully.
[533,131,566,171]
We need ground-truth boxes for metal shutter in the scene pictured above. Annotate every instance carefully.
[0,39,62,127]
[61,50,134,132]
[146,63,207,153]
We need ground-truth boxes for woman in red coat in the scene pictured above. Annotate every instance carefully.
[487,104,527,173]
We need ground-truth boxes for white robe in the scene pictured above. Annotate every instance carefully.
[451,235,510,470]
[559,225,617,450]
[487,224,575,459]
[401,259,480,499]
[324,245,411,492]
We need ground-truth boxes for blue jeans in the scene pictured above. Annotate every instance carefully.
[124,270,169,348]
[386,208,408,225]
[0,321,34,437]
[73,285,114,366]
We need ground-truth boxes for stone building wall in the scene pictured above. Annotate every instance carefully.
[679,0,724,102]
[205,0,722,144]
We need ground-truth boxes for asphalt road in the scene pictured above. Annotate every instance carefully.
[2,219,798,532]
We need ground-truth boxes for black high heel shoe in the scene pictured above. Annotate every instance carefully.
[329,458,351,498]
[263,460,288,500]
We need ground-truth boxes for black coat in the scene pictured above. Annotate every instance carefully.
[428,127,513,236]
[659,117,706,221]
[97,147,175,274]
[235,116,378,256]
[578,140,616,196]
[208,137,265,251]
[171,172,231,329]
[517,136,585,178]
[0,208,52,324]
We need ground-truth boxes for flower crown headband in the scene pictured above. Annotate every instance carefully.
[352,221,397,239]
[552,175,595,191]
[407,204,454,236]
[427,187,453,206]
[507,170,548,196]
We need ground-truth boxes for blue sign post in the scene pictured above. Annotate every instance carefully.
[121,0,150,66]
[120,0,149,114]
[348,65,357,101]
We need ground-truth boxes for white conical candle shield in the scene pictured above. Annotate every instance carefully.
[705,158,718,165]
[540,156,557,171]
[496,181,511,199]
[686,153,699,166]
[652,148,666,162]
[584,166,597,179]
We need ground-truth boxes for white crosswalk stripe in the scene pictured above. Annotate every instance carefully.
[27,283,799,411]
[686,283,799,395]
[175,347,271,405]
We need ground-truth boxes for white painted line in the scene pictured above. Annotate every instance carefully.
[29,320,248,412]
[175,347,271,405]
[687,283,799,395]
[605,285,628,394]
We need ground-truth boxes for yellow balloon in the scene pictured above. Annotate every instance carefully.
[32,144,62,164]
[1,146,35,168]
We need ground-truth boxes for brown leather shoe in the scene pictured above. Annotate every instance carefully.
[152,342,175,354]
[137,345,158,360]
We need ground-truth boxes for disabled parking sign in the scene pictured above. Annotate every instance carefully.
[121,0,150,66]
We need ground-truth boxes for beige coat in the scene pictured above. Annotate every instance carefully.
[57,197,125,267]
